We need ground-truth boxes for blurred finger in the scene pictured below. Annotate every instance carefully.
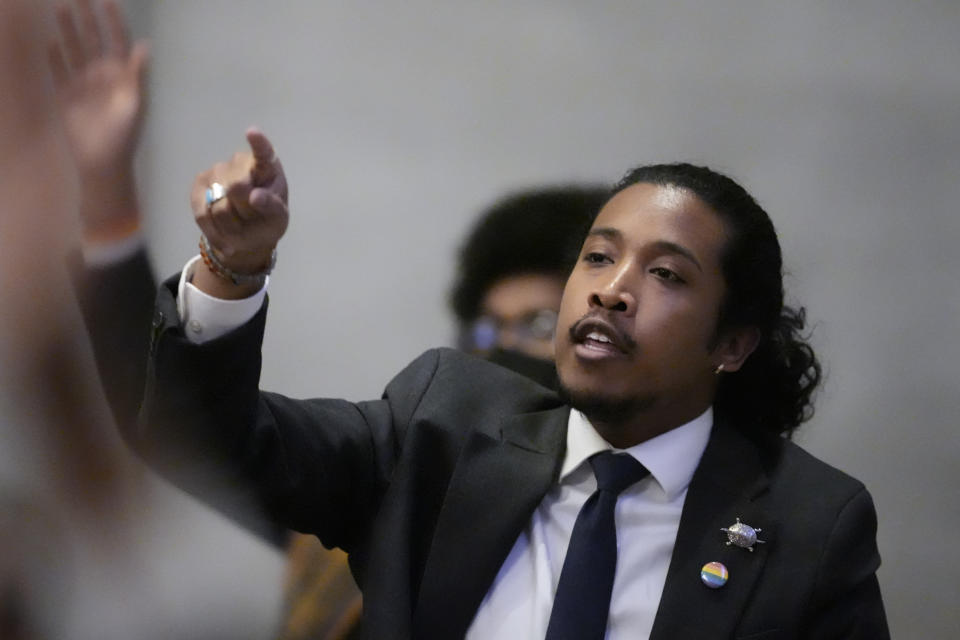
[213,199,245,237]
[190,172,212,215]
[103,0,130,56]
[246,128,275,164]
[47,43,69,88]
[270,158,289,203]
[55,4,86,70]
[193,196,227,250]
[205,198,242,255]
[249,188,287,218]
[246,128,278,183]
[77,0,104,58]
[208,177,252,244]
[129,40,150,87]
[226,182,258,221]
[193,177,232,242]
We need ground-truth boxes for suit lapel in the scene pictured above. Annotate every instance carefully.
[412,406,568,638]
[650,423,776,640]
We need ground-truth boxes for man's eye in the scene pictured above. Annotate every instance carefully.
[584,252,610,264]
[650,266,684,283]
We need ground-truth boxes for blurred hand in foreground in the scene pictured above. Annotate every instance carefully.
[49,0,149,235]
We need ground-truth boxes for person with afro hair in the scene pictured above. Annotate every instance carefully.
[450,185,609,388]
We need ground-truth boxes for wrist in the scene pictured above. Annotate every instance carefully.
[199,234,276,287]
[208,244,276,276]
[81,216,141,246]
[79,169,140,235]
[191,254,267,300]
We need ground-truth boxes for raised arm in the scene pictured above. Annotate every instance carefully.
[51,0,157,439]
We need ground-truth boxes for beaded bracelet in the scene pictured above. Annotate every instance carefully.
[199,234,276,286]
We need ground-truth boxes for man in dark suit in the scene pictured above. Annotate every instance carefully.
[137,131,889,639]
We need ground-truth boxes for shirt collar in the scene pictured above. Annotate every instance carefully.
[562,407,713,501]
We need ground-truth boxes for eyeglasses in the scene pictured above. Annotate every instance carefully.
[462,309,559,353]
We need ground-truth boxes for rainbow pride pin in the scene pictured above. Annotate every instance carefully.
[700,561,729,589]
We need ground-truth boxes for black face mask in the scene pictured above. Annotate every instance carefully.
[484,348,559,391]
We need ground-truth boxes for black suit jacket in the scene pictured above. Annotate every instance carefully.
[139,275,888,640]
[71,247,156,435]
[73,250,292,545]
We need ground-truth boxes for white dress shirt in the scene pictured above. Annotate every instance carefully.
[466,408,712,639]
[176,257,713,639]
[177,255,268,344]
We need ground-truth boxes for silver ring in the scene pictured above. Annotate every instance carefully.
[205,182,226,208]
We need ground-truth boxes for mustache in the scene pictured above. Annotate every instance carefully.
[568,313,637,353]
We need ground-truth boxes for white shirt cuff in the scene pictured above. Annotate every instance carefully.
[177,255,268,344]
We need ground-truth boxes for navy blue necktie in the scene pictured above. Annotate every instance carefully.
[544,451,650,640]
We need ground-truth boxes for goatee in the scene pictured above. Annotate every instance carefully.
[557,381,656,426]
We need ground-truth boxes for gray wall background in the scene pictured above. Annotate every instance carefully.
[128,1,958,637]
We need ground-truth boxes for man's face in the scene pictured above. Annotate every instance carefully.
[469,273,565,361]
[555,182,737,426]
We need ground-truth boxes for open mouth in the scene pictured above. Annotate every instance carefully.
[569,316,633,357]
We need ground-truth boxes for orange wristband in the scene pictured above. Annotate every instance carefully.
[81,216,141,246]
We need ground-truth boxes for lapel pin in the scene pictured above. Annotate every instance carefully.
[700,562,728,589]
[721,517,765,552]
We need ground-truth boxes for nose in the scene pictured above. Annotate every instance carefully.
[588,266,637,315]
[496,330,519,350]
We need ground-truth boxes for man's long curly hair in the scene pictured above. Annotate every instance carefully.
[614,163,821,440]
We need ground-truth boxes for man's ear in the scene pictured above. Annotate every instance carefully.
[713,326,760,373]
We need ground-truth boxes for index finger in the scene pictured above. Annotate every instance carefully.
[246,127,275,167]
[78,0,104,59]
[103,0,130,56]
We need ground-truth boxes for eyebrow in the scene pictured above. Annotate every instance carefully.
[587,227,703,272]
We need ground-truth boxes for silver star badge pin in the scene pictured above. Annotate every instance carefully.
[720,517,766,552]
